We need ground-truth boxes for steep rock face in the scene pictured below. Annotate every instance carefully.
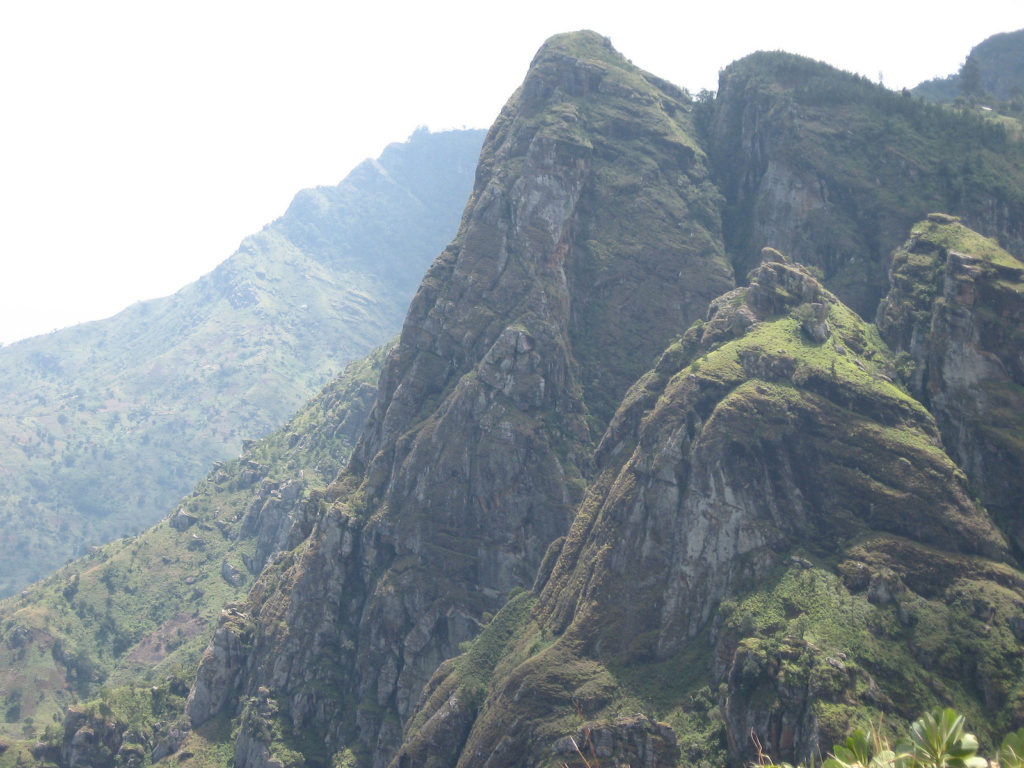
[59,708,126,768]
[186,31,733,768]
[238,479,318,575]
[877,214,1024,553]
[185,607,256,728]
[396,253,1019,768]
[709,52,1024,318]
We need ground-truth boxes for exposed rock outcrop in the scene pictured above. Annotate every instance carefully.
[185,607,254,728]
[709,53,1024,318]
[877,215,1024,553]
[553,715,680,768]
[185,31,734,768]
[60,709,125,768]
[396,252,1017,767]
[238,479,319,575]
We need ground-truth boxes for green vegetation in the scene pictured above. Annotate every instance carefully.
[915,28,1024,116]
[911,216,1024,270]
[0,344,387,738]
[454,590,536,703]
[757,707,1024,768]
[0,129,483,598]
[710,50,1024,319]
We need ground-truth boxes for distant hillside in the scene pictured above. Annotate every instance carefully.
[914,28,1024,107]
[6,29,1024,768]
[0,127,484,597]
[0,341,389,741]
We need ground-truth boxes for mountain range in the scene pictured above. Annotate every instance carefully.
[2,28,1024,768]
[0,127,484,597]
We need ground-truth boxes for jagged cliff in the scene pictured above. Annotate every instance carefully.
[6,28,1024,768]
[184,31,733,768]
[395,250,1022,767]
[709,52,1024,318]
[877,214,1024,554]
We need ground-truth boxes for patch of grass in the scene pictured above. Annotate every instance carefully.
[0,344,389,738]
[911,218,1023,270]
[455,591,536,701]
[176,713,236,768]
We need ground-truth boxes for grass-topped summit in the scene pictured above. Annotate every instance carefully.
[180,30,736,768]
[709,50,1024,319]
[394,249,1020,768]
[878,215,1024,560]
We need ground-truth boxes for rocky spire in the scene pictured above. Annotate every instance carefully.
[185,30,733,768]
[395,251,1014,768]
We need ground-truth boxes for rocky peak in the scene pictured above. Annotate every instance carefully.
[877,214,1024,554]
[709,53,1024,320]
[396,247,1012,767]
[518,31,618,111]
[186,31,733,768]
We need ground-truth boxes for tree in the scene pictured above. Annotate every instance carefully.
[959,55,983,104]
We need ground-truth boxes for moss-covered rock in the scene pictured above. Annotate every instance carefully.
[877,216,1024,556]
[399,252,1021,768]
[188,30,736,768]
[709,52,1024,319]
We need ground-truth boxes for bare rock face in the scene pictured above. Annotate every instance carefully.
[238,479,318,575]
[60,709,125,768]
[184,607,254,727]
[877,216,1024,553]
[186,30,733,768]
[170,509,199,531]
[397,253,1013,768]
[552,715,680,768]
[709,53,1024,319]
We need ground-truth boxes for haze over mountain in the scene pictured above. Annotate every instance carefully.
[914,28,1024,106]
[0,127,484,598]
[2,28,1024,768]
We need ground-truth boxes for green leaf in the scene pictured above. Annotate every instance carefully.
[1000,729,1024,768]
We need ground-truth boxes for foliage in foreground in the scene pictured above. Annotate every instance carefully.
[759,708,1024,768]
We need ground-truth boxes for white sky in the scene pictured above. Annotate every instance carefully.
[1,0,1022,345]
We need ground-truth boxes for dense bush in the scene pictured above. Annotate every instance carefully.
[762,708,1024,768]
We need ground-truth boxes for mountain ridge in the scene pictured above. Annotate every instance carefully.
[184,31,734,767]
[0,127,484,597]
[3,28,1024,768]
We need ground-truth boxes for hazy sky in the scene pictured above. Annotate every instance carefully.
[1,0,1022,345]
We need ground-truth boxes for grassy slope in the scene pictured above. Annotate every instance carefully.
[0,129,483,598]
[0,344,388,742]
